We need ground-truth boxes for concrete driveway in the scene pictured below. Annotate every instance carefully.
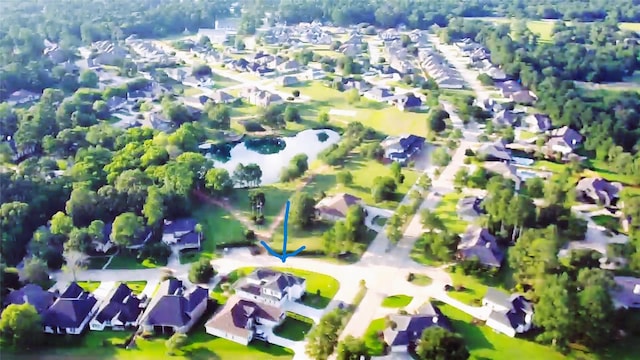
[283,301,324,323]
[140,280,159,300]
[92,281,115,300]
[364,206,394,231]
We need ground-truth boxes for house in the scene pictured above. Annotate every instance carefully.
[363,87,394,102]
[106,96,128,112]
[477,140,512,162]
[380,134,425,164]
[509,90,538,105]
[483,162,522,190]
[210,90,235,104]
[546,126,583,155]
[485,67,507,81]
[301,68,326,80]
[242,87,283,107]
[233,268,306,308]
[383,303,451,353]
[339,43,361,57]
[523,114,552,133]
[183,95,212,109]
[277,60,300,73]
[575,177,623,207]
[162,218,202,250]
[315,193,364,221]
[611,277,640,309]
[42,282,99,335]
[89,283,143,331]
[492,110,522,128]
[90,41,128,66]
[497,80,523,98]
[279,75,299,87]
[456,196,485,221]
[6,90,41,106]
[457,226,504,268]
[3,284,56,314]
[43,41,67,64]
[483,288,534,338]
[394,93,422,111]
[139,279,208,334]
[474,98,503,113]
[204,295,285,345]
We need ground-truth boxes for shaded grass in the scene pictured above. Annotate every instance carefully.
[106,252,163,270]
[434,192,469,235]
[87,256,110,269]
[381,294,413,308]
[363,318,386,356]
[273,314,314,341]
[447,252,516,306]
[591,215,623,234]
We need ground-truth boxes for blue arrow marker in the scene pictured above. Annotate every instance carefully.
[260,200,306,263]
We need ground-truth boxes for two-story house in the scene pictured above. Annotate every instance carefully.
[89,283,143,331]
[233,268,306,307]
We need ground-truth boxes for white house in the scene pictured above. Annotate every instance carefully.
[483,288,534,337]
[204,295,285,345]
[89,283,143,331]
[233,268,306,307]
[42,283,99,335]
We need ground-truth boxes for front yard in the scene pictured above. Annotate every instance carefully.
[106,252,164,270]
[77,281,102,293]
[273,313,314,341]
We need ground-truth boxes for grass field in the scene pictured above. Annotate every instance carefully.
[592,215,624,234]
[273,314,314,341]
[193,204,248,261]
[183,86,203,96]
[381,294,413,308]
[106,252,163,270]
[363,318,386,356]
[211,72,241,89]
[229,186,294,228]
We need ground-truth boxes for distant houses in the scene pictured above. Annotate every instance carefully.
[380,134,425,164]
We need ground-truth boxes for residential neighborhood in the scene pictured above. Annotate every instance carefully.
[1,2,640,360]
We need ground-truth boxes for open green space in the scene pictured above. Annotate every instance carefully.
[592,215,624,234]
[11,323,293,360]
[106,252,164,270]
[363,318,387,356]
[87,256,110,269]
[211,72,241,89]
[125,281,147,295]
[229,186,294,228]
[273,313,314,341]
[381,294,413,308]
[76,281,101,293]
[192,204,248,262]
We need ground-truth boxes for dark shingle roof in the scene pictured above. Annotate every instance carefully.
[42,283,96,329]
[141,279,207,328]
[4,284,56,314]
[245,268,306,293]
[94,283,142,324]
[383,303,450,346]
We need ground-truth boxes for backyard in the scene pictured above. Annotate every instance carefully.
[273,313,314,341]
[190,204,249,263]
[381,294,413,308]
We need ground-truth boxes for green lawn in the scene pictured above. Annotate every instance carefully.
[192,205,248,262]
[77,281,102,293]
[125,281,147,295]
[409,274,433,286]
[583,159,640,186]
[183,86,203,96]
[273,313,314,341]
[229,185,295,228]
[87,256,110,269]
[363,318,386,356]
[15,325,293,360]
[211,72,241,89]
[272,267,340,309]
[447,255,516,306]
[591,215,624,234]
[106,252,163,270]
[381,294,413,308]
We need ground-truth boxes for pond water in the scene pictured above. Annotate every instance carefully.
[209,129,341,185]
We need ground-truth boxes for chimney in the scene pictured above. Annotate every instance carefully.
[634,284,640,295]
[432,316,438,323]
[485,242,492,249]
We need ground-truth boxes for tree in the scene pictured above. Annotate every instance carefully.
[63,250,88,282]
[233,163,262,188]
[19,258,49,288]
[372,176,397,202]
[386,214,403,244]
[292,89,300,98]
[79,70,99,88]
[336,170,353,185]
[453,168,468,191]
[417,175,432,193]
[203,103,230,130]
[346,88,360,104]
[143,186,165,226]
[428,109,449,132]
[318,110,330,124]
[415,327,469,360]
[390,162,403,184]
[477,73,494,86]
[420,209,445,232]
[189,258,216,283]
[235,37,246,50]
[535,272,574,349]
[0,303,42,348]
[284,105,301,123]
[575,268,615,347]
[111,212,143,248]
[65,227,93,253]
[205,168,233,196]
[192,64,212,77]
[290,193,316,229]
[165,333,187,355]
[49,211,74,236]
[525,177,544,198]
[306,308,344,360]
[336,335,367,360]
[422,231,460,261]
[431,147,451,167]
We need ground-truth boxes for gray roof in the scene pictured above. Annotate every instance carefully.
[141,279,208,328]
[527,114,552,132]
[244,268,306,294]
[576,177,623,206]
[383,303,450,347]
[612,277,640,308]
[205,295,283,338]
[315,193,363,219]
[456,196,485,218]
[4,284,56,314]
[492,110,521,127]
[94,283,142,324]
[547,126,583,149]
[484,288,533,330]
[477,141,512,162]
[457,226,504,268]
[483,162,521,187]
[41,282,97,329]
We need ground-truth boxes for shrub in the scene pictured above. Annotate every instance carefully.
[188,259,216,283]
[245,230,256,241]
[292,89,300,97]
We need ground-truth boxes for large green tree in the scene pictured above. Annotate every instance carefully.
[0,303,42,348]
[290,193,316,229]
[415,327,469,360]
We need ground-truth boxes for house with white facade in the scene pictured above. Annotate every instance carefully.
[233,268,306,307]
[161,218,202,250]
[89,283,143,331]
[42,282,99,335]
[483,288,534,337]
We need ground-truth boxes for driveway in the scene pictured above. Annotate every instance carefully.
[364,206,394,231]
[92,281,115,301]
[283,301,324,323]
[140,280,159,300]
[258,325,308,360]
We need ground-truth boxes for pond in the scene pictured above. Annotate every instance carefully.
[209,129,341,185]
